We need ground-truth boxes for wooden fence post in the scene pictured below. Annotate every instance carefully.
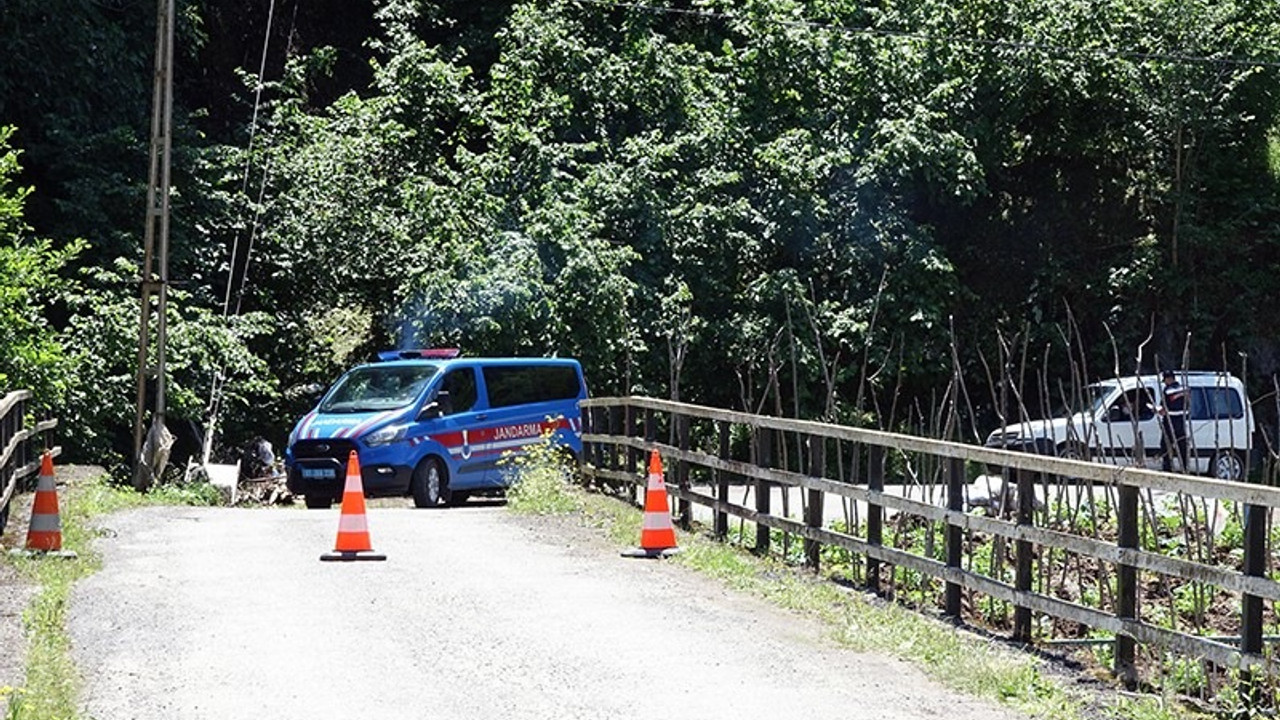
[15,395,27,487]
[1013,468,1035,641]
[715,420,730,539]
[677,413,691,529]
[867,445,885,593]
[805,435,826,571]
[945,456,964,619]
[607,406,620,478]
[755,426,773,555]
[581,407,594,483]
[625,404,637,476]
[642,408,655,506]
[1115,479,1139,687]
[1241,459,1268,705]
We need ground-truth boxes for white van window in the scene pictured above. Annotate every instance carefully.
[483,365,580,408]
[1104,388,1156,422]
[1189,387,1244,420]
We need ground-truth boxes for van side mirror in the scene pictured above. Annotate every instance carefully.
[1107,407,1128,423]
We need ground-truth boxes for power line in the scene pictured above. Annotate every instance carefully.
[570,0,1280,70]
[204,0,283,463]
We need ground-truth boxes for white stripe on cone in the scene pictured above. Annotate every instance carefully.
[642,513,673,530]
[338,515,369,533]
[28,513,61,532]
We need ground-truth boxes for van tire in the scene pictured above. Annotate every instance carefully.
[412,457,448,508]
[1211,450,1244,481]
[304,494,333,510]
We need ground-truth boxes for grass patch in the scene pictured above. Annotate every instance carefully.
[4,471,222,720]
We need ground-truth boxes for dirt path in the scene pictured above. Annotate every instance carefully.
[64,500,1034,720]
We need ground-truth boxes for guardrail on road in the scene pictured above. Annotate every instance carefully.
[0,389,60,534]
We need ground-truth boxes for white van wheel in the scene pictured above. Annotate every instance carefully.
[1211,451,1244,481]
[412,458,448,508]
[1056,442,1085,460]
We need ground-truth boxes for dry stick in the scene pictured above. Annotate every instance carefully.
[1179,337,1210,634]
[770,322,792,559]
[852,264,890,428]
[734,365,752,547]
[739,329,785,547]
[1066,328,1111,613]
[974,342,1009,617]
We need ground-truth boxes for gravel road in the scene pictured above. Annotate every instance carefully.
[69,502,1030,720]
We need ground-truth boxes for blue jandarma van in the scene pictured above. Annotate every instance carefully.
[285,350,587,508]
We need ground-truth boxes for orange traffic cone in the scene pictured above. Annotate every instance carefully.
[622,450,679,558]
[17,452,77,558]
[320,451,386,562]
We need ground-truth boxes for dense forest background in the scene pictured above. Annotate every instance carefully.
[1,0,1279,469]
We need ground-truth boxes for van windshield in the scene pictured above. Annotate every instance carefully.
[320,364,439,413]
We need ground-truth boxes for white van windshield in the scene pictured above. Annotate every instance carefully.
[320,364,439,413]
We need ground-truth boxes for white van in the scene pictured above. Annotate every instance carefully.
[985,372,1255,480]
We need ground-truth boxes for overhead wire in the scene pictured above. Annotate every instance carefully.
[204,0,285,463]
[569,0,1280,70]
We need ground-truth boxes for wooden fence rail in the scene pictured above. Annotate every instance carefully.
[0,390,60,534]
[579,396,1280,680]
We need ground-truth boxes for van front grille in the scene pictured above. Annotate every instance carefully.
[292,439,359,461]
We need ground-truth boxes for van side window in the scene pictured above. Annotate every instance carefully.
[483,365,580,408]
[442,368,478,414]
[1106,388,1156,422]
[1190,387,1244,420]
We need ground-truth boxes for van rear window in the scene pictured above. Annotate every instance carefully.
[483,365,581,408]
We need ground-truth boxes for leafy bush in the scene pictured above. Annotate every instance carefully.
[0,126,83,406]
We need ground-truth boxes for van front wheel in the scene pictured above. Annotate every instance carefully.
[412,458,448,508]
[1056,442,1085,460]
[1211,451,1244,481]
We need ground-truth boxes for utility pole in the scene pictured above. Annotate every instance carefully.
[132,0,175,491]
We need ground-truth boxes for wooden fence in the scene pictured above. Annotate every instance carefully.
[0,390,60,533]
[579,396,1280,682]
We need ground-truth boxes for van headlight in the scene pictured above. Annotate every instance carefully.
[363,424,409,448]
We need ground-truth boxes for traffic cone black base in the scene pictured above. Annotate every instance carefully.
[320,550,388,562]
[9,547,78,559]
[620,547,680,558]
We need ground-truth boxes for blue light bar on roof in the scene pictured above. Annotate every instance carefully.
[376,348,462,361]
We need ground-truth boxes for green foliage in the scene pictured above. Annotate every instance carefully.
[0,128,83,405]
[60,258,275,466]
[3,0,1280,472]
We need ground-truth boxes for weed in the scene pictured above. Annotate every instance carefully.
[501,430,583,515]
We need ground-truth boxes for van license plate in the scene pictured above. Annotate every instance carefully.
[301,467,336,480]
